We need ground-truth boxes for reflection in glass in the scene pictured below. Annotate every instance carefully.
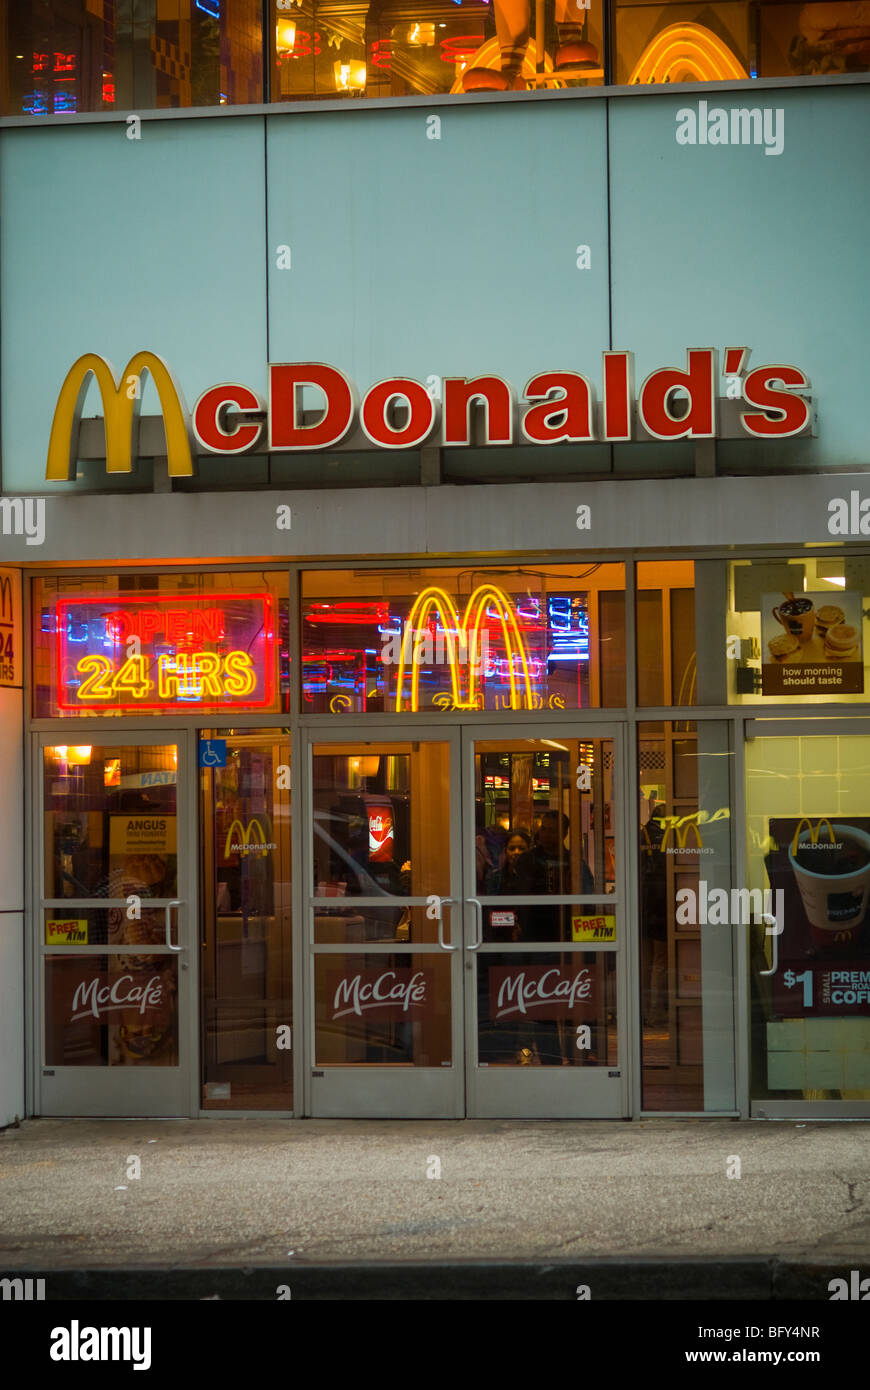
[44,744,179,901]
[201,730,292,1110]
[2,3,263,116]
[638,721,735,1111]
[312,743,451,900]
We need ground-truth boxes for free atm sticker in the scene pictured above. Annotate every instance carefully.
[46,918,88,945]
[571,913,616,943]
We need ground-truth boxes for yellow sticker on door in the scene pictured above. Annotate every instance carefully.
[571,913,616,943]
[46,918,88,945]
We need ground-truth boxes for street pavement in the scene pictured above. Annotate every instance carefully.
[1,1117,868,1298]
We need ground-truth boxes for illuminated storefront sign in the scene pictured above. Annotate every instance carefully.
[46,348,814,479]
[303,581,593,713]
[56,594,274,711]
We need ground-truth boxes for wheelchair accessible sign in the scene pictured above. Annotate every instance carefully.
[199,739,227,768]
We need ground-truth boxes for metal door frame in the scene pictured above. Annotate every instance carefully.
[461,722,630,1118]
[301,725,465,1118]
[29,727,199,1117]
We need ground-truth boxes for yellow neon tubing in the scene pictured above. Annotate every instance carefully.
[464,585,533,711]
[392,583,534,711]
[394,587,464,712]
[629,23,748,85]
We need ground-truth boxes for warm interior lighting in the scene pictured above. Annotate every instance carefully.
[824,576,847,587]
[67,746,92,765]
[349,755,380,778]
[276,19,297,56]
[334,59,366,91]
[407,23,435,46]
[629,23,748,84]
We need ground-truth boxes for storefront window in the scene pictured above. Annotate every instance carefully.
[638,720,735,1111]
[1,2,263,116]
[727,555,870,705]
[32,572,290,719]
[615,0,870,84]
[636,561,696,707]
[301,563,625,713]
[270,0,604,102]
[747,732,870,1106]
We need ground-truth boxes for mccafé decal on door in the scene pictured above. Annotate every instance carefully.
[489,964,598,1020]
[45,348,813,479]
[328,968,434,1021]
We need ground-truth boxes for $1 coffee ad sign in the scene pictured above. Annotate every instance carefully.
[762,590,864,695]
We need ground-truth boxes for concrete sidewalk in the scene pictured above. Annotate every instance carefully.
[1,1117,868,1298]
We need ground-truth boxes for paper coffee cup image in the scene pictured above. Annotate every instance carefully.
[822,623,859,661]
[815,604,845,637]
[789,822,870,946]
[772,597,815,642]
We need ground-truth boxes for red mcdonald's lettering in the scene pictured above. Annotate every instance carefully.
[442,376,513,446]
[638,348,717,440]
[521,372,595,444]
[193,383,264,454]
[269,363,357,450]
[360,378,437,449]
[741,364,811,438]
[602,351,632,441]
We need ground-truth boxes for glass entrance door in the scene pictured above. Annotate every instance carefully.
[304,725,626,1118]
[307,732,462,1117]
[38,734,193,1116]
[464,728,626,1117]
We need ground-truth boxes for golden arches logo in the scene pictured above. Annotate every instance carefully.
[394,584,533,712]
[224,817,269,857]
[790,818,837,858]
[660,818,704,851]
[629,23,748,84]
[46,351,195,481]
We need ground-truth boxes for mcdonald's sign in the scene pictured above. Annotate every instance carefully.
[46,347,814,480]
[393,583,533,712]
[660,817,705,852]
[790,817,837,858]
[46,352,195,480]
[0,568,21,687]
[224,818,275,857]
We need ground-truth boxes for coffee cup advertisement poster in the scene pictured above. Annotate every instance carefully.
[763,817,870,1018]
[762,591,864,695]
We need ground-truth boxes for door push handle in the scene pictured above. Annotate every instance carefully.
[164,899,184,952]
[757,912,779,976]
[467,897,483,951]
[436,897,456,951]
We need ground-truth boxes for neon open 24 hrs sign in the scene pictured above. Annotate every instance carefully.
[56,594,275,711]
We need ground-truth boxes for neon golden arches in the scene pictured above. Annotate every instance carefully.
[394,587,464,712]
[629,24,748,86]
[393,583,534,712]
[464,585,533,711]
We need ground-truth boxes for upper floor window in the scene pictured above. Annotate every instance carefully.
[2,1,867,116]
